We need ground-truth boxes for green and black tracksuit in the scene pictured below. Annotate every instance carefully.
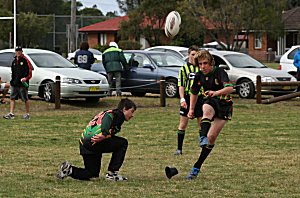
[70,109,128,180]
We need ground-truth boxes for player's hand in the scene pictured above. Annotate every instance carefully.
[188,110,195,119]
[20,78,26,83]
[205,90,219,97]
[180,101,187,109]
[91,134,107,143]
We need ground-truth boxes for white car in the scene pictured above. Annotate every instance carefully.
[210,51,297,98]
[0,48,109,103]
[144,46,188,59]
[67,48,103,61]
[279,45,300,77]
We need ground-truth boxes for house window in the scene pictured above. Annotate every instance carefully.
[99,33,106,45]
[254,33,262,49]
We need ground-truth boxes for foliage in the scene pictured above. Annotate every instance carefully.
[118,40,142,50]
[0,9,13,48]
[0,96,299,197]
[95,44,110,53]
[189,0,286,51]
[17,12,52,47]
[79,7,104,16]
[119,0,204,47]
[116,0,142,14]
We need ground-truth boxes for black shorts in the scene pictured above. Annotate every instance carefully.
[203,97,233,120]
[180,94,203,117]
[10,86,29,101]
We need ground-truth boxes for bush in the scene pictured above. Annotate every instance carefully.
[118,40,141,50]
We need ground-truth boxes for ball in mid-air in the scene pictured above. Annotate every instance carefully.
[164,11,181,38]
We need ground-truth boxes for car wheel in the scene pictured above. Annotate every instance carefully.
[165,79,178,98]
[131,92,146,97]
[43,82,55,102]
[86,97,100,103]
[237,79,255,99]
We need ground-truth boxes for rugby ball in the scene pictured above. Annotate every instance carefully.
[164,11,181,38]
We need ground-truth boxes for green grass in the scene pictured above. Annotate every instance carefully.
[263,62,280,70]
[1,96,299,198]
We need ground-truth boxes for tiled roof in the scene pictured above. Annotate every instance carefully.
[79,16,129,32]
[282,7,300,30]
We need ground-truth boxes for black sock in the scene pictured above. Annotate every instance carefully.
[200,118,212,137]
[194,144,214,169]
[177,130,185,150]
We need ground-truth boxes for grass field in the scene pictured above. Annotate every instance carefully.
[0,95,299,198]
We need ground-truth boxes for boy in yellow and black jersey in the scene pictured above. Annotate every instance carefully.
[175,45,203,155]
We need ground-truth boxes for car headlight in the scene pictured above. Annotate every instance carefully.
[101,78,108,84]
[62,78,82,84]
[261,76,275,82]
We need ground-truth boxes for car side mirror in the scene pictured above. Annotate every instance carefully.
[143,64,155,69]
[219,64,229,70]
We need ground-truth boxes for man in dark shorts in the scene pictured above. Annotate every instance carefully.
[3,46,32,119]
[187,50,234,180]
[175,45,203,155]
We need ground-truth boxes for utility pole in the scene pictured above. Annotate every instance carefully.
[70,0,76,52]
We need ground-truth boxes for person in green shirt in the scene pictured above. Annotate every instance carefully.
[57,98,136,181]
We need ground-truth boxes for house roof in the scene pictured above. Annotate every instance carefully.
[79,16,129,32]
[282,7,300,30]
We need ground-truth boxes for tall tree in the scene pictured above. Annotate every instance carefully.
[188,0,286,50]
[116,0,142,14]
[17,12,51,47]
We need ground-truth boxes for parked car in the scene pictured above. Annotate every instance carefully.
[67,48,103,61]
[279,45,300,77]
[92,50,186,97]
[210,51,297,98]
[144,46,188,59]
[0,48,109,102]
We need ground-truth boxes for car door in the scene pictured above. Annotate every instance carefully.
[123,52,159,92]
[0,52,15,82]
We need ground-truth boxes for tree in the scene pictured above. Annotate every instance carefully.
[187,0,285,51]
[119,0,204,47]
[116,0,142,14]
[17,12,52,47]
[79,6,104,16]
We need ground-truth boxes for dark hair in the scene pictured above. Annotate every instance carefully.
[188,45,199,54]
[80,42,89,50]
[117,98,137,111]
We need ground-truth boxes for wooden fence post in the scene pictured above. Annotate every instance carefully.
[160,76,166,107]
[55,76,61,109]
[256,75,261,104]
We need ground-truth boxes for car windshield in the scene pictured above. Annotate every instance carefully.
[149,53,185,67]
[29,53,77,68]
[224,54,266,68]
[179,50,188,57]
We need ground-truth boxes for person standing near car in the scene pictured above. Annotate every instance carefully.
[175,45,203,155]
[186,50,234,180]
[293,46,300,92]
[102,42,128,96]
[74,41,95,70]
[3,46,32,119]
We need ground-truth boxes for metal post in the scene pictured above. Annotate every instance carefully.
[256,75,261,104]
[55,76,61,109]
[160,76,166,107]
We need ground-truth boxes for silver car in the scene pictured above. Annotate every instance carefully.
[0,48,109,102]
[210,51,297,98]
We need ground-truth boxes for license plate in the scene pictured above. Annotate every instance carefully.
[89,87,100,91]
[282,86,291,90]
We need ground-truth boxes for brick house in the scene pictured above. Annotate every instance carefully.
[247,7,300,61]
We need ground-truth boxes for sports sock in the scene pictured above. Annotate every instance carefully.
[200,118,212,137]
[177,130,185,150]
[193,144,215,169]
